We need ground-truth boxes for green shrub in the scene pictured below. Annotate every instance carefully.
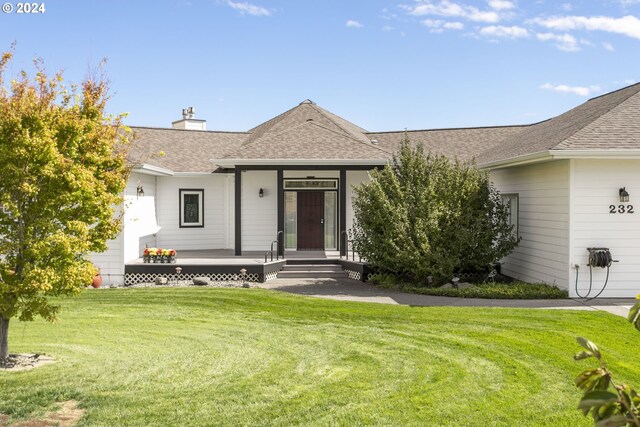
[351,138,519,285]
[367,274,568,299]
[401,282,569,299]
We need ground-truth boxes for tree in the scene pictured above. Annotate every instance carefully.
[351,138,519,284]
[0,50,131,364]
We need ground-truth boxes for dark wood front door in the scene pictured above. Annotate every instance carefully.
[297,191,324,250]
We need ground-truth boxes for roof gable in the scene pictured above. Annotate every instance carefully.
[222,120,392,161]
[245,100,370,145]
[556,87,640,150]
[477,83,640,165]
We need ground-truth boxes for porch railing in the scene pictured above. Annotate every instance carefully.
[265,230,284,262]
[340,230,360,262]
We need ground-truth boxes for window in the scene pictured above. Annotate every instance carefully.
[284,179,338,190]
[179,189,204,228]
[501,193,519,237]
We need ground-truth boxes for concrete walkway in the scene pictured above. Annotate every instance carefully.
[261,277,636,318]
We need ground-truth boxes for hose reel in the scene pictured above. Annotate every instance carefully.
[575,248,618,299]
[587,248,614,268]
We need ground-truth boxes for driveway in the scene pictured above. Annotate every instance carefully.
[261,277,636,318]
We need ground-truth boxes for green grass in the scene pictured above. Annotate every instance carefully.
[1,288,638,426]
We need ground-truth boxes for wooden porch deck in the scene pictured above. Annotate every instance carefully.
[126,249,342,266]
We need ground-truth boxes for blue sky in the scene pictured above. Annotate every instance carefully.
[1,0,639,132]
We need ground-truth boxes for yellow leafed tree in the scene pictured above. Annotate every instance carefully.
[0,49,131,364]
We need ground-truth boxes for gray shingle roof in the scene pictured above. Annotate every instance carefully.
[477,83,640,165]
[129,127,248,173]
[220,100,388,161]
[366,125,528,163]
[223,120,393,161]
[129,84,640,172]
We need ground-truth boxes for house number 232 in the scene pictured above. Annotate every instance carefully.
[609,204,634,214]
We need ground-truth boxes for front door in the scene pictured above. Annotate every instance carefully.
[297,191,324,250]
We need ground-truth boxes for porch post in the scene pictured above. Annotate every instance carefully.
[277,169,284,257]
[339,169,347,257]
[235,168,242,256]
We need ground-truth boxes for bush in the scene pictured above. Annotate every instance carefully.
[352,138,519,285]
[368,274,568,299]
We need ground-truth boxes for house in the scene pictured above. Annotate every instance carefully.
[93,83,640,298]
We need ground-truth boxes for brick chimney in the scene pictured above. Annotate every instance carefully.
[172,107,206,131]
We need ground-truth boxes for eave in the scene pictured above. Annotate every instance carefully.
[480,149,640,170]
[132,163,175,176]
[211,158,388,169]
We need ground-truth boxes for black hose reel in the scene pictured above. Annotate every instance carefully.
[575,248,618,299]
[587,247,614,268]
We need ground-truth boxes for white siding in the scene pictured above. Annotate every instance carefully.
[570,159,640,297]
[346,170,371,235]
[91,171,157,285]
[242,171,277,251]
[490,161,570,289]
[156,175,230,250]
[91,232,124,286]
[122,173,159,262]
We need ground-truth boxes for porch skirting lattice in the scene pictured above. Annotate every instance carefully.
[124,272,261,286]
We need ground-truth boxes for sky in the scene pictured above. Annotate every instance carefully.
[1,0,639,132]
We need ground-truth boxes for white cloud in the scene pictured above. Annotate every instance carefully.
[488,0,515,10]
[422,18,444,27]
[602,41,615,51]
[532,15,640,40]
[444,21,465,29]
[540,83,601,96]
[346,20,364,28]
[536,32,580,51]
[561,3,573,11]
[421,19,464,31]
[479,25,529,38]
[382,25,394,31]
[406,0,501,23]
[226,1,270,16]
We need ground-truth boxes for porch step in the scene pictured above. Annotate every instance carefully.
[278,263,348,279]
[283,264,341,272]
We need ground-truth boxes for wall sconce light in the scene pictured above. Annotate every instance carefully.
[619,187,629,203]
[259,188,264,198]
[136,181,145,198]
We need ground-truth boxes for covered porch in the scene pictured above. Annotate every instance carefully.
[124,249,368,286]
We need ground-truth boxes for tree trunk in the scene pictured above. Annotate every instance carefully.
[0,317,8,364]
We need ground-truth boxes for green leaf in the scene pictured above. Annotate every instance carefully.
[576,368,610,392]
[578,390,619,409]
[577,337,601,359]
[574,350,594,361]
[594,415,630,427]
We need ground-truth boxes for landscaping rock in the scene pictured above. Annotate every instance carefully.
[439,283,453,289]
[155,277,168,286]
[193,277,211,286]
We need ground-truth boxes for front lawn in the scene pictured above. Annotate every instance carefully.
[1,288,638,426]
